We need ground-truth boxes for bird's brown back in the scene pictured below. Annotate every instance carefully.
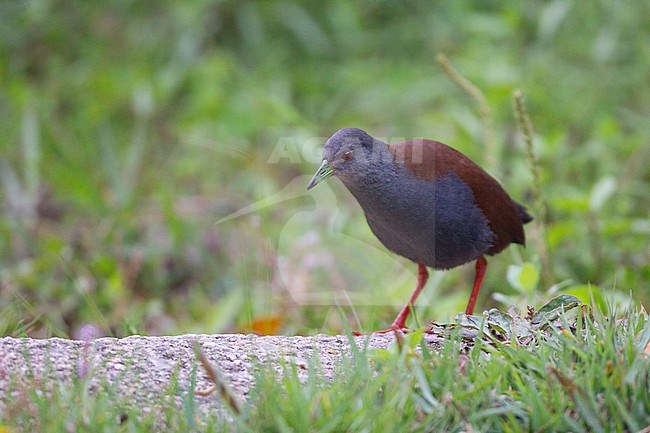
[389,139,527,255]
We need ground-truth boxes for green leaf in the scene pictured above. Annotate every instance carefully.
[485,308,514,340]
[404,327,425,350]
[562,285,606,312]
[506,262,540,294]
[589,176,617,212]
[531,295,582,325]
[454,313,485,330]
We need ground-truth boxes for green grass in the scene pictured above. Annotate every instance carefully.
[2,304,649,432]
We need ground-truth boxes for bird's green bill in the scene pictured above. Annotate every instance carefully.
[307,159,334,190]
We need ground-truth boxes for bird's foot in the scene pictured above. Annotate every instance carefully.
[376,326,410,335]
[351,326,410,336]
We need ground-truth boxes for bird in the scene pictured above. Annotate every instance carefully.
[307,127,532,332]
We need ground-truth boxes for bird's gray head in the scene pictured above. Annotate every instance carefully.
[307,128,390,190]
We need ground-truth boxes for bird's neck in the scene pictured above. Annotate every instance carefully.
[340,143,425,210]
[342,161,403,208]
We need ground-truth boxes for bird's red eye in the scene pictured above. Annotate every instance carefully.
[342,151,353,162]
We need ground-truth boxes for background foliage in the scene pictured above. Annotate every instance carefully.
[1,1,648,337]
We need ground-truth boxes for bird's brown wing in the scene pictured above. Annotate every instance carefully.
[389,139,526,254]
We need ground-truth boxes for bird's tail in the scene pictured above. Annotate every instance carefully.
[515,202,533,224]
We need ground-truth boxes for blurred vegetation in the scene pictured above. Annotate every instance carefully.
[0,1,648,337]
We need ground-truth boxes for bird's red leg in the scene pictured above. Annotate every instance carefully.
[384,263,429,332]
[465,256,487,315]
[351,264,429,335]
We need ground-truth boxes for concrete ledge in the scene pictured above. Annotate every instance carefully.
[0,333,443,418]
